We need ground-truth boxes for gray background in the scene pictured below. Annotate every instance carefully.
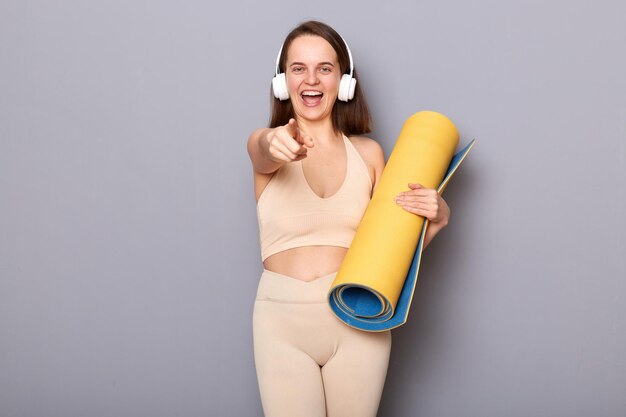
[1,0,625,416]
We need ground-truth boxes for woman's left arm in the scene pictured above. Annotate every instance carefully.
[395,183,450,249]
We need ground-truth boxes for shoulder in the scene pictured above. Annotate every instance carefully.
[347,135,385,169]
[347,135,385,188]
[247,127,277,201]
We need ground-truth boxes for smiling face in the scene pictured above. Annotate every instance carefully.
[285,35,342,125]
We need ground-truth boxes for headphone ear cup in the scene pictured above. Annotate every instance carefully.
[338,74,356,102]
[348,77,357,101]
[272,73,289,101]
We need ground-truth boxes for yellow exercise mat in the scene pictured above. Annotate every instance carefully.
[328,111,474,331]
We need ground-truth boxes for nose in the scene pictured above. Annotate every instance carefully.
[305,69,319,85]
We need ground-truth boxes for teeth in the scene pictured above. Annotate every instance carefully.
[302,91,322,96]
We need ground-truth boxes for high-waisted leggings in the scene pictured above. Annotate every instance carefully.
[253,270,392,417]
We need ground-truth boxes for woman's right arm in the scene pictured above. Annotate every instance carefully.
[247,118,314,174]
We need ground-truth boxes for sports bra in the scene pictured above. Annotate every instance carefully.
[256,135,373,261]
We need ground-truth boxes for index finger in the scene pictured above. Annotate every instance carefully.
[285,118,298,138]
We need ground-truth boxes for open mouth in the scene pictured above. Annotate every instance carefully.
[301,90,323,106]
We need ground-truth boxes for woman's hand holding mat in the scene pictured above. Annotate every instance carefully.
[327,111,476,332]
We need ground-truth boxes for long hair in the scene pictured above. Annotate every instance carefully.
[268,21,372,135]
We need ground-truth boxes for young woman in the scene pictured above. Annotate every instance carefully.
[247,20,450,417]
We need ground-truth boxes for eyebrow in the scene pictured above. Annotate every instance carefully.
[289,61,336,67]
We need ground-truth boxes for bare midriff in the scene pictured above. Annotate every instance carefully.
[263,245,348,281]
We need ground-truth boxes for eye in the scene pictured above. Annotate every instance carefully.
[291,66,305,73]
[319,66,332,73]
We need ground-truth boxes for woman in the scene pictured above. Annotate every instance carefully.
[247,21,450,417]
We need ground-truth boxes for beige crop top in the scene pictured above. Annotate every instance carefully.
[257,135,373,261]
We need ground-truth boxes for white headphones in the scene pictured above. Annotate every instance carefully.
[272,36,357,102]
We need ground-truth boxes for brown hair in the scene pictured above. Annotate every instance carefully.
[268,21,372,135]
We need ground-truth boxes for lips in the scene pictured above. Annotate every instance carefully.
[301,90,323,106]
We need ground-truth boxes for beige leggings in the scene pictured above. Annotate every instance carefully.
[253,270,392,417]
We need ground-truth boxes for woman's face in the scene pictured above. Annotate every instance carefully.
[285,35,341,124]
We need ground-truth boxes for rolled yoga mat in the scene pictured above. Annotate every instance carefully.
[328,111,475,332]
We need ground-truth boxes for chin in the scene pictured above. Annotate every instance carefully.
[295,105,333,123]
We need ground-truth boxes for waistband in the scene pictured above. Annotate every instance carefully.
[255,269,337,303]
